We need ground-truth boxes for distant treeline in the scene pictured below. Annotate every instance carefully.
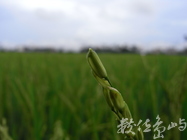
[80,45,140,54]
[80,45,187,55]
[0,45,187,55]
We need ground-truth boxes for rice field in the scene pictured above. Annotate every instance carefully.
[0,52,186,140]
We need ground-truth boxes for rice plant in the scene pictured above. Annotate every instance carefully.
[0,52,186,140]
[87,48,144,140]
[0,119,13,140]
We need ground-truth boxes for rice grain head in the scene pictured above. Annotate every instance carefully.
[86,48,144,140]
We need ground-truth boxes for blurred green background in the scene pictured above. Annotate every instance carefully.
[0,52,186,140]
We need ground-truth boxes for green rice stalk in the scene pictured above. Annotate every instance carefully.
[87,48,144,140]
[0,119,13,140]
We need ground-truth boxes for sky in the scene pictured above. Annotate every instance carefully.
[0,0,187,51]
